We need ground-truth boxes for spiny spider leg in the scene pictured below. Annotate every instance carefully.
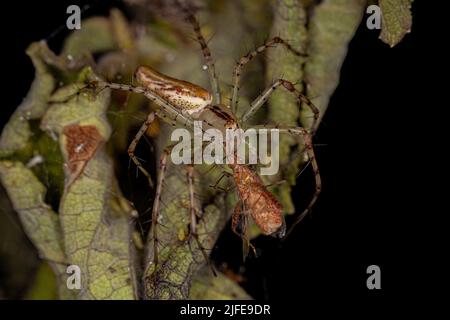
[231,36,304,113]
[127,112,156,188]
[253,125,322,238]
[150,145,173,267]
[150,147,217,274]
[242,79,320,133]
[177,0,221,104]
[88,79,196,191]
[186,165,217,276]
[88,80,194,128]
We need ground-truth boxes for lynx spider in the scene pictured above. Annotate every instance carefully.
[87,2,321,267]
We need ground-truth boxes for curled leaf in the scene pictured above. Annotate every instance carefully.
[42,76,137,299]
[0,42,55,156]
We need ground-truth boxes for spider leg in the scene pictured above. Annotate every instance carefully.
[128,112,156,188]
[253,125,322,238]
[186,165,217,276]
[88,80,194,128]
[177,0,221,104]
[150,146,175,267]
[231,37,304,114]
[242,79,320,133]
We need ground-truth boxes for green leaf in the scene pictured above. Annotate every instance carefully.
[266,0,308,215]
[266,0,366,217]
[303,0,366,127]
[1,61,138,299]
[62,17,117,59]
[42,77,137,299]
[0,160,74,299]
[379,0,413,47]
[25,262,58,300]
[0,42,55,156]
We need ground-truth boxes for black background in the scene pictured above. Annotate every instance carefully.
[0,0,432,307]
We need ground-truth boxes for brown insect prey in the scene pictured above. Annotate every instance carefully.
[231,163,283,235]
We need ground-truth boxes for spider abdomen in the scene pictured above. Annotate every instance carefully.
[135,65,212,115]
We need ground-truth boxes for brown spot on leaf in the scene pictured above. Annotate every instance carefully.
[63,124,103,185]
